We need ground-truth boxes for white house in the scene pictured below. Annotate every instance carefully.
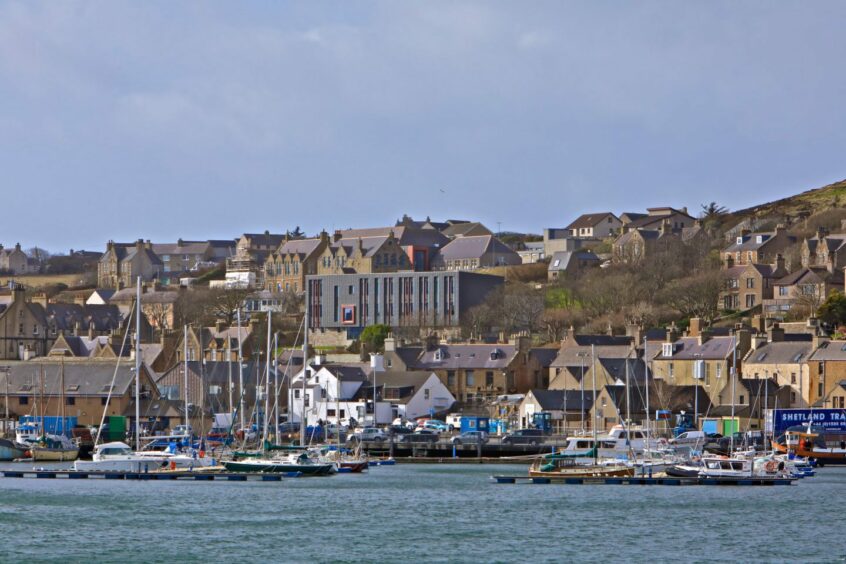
[289,362,456,427]
[289,362,393,427]
[381,371,456,421]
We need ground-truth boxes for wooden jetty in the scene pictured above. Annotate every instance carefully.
[491,475,797,486]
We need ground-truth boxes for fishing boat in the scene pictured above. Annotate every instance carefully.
[772,425,846,465]
[0,437,27,461]
[30,434,79,462]
[224,452,335,475]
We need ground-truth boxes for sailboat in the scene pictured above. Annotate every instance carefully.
[74,277,210,472]
[528,344,633,478]
[30,361,79,462]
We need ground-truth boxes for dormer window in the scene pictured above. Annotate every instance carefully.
[756,235,763,244]
[490,350,498,361]
[434,350,442,361]
[736,237,743,244]
[662,343,674,357]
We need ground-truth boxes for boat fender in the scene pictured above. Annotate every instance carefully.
[170,460,177,471]
[764,460,777,473]
[199,450,205,458]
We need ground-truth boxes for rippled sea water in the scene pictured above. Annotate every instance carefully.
[0,462,844,563]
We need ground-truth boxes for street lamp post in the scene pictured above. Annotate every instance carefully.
[576,352,589,434]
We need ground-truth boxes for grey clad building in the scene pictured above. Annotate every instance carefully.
[306,271,503,345]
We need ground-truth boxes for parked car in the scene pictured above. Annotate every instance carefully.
[392,418,416,429]
[348,427,387,443]
[668,431,708,448]
[501,429,544,446]
[389,425,415,440]
[416,420,450,433]
[451,431,488,445]
[406,429,440,444]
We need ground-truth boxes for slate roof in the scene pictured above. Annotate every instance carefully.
[529,389,594,412]
[151,241,210,256]
[744,341,813,365]
[658,336,736,361]
[436,235,517,261]
[775,267,843,287]
[414,344,517,370]
[157,361,270,387]
[441,222,492,238]
[529,347,558,368]
[277,237,324,257]
[0,361,145,397]
[566,213,618,230]
[809,340,846,361]
[551,344,632,368]
[724,231,795,252]
[242,233,286,248]
[548,250,599,272]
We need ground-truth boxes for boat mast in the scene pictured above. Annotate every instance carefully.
[134,277,141,452]
[183,324,189,434]
[237,308,245,432]
[643,336,650,448]
[60,357,65,438]
[264,311,271,447]
[730,331,737,454]
[227,336,233,417]
[591,343,597,463]
[301,282,309,446]
[273,331,278,445]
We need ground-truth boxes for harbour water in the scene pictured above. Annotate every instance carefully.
[0,462,844,563]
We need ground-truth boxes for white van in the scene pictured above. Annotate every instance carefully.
[669,430,707,447]
[445,413,463,431]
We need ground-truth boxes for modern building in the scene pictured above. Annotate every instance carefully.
[305,271,503,346]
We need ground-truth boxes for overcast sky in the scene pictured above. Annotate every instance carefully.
[2,1,845,252]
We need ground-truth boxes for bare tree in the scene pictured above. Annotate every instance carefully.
[659,270,724,323]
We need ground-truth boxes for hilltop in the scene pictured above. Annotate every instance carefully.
[728,178,846,224]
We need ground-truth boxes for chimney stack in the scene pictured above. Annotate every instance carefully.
[768,322,785,343]
[688,317,702,338]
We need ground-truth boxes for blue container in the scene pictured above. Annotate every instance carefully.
[19,415,78,437]
[460,416,490,434]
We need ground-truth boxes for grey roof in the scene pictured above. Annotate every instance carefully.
[744,341,813,365]
[242,233,286,248]
[551,344,632,368]
[529,389,594,412]
[277,237,323,257]
[566,212,618,230]
[111,289,180,304]
[436,235,517,261]
[0,361,144,397]
[380,371,436,399]
[775,267,843,287]
[598,357,646,385]
[151,241,210,256]
[529,347,558,368]
[660,336,736,361]
[724,230,795,252]
[441,222,492,238]
[414,344,517,370]
[809,340,846,361]
[548,250,599,271]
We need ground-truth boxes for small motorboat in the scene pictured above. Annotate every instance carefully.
[224,452,336,476]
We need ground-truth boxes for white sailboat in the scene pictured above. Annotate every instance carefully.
[74,278,213,472]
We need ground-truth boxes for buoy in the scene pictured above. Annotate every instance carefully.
[170,460,176,471]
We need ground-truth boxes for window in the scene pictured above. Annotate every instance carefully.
[791,373,797,385]
[424,388,430,400]
[668,363,674,378]
[739,395,745,404]
[18,396,28,405]
[745,294,756,308]
[66,397,75,406]
[447,371,456,387]
[791,392,796,403]
[466,371,475,387]
[716,364,722,379]
[101,397,108,406]
[294,389,300,399]
[746,278,754,289]
[486,371,494,386]
[779,286,788,296]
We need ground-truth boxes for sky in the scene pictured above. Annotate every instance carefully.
[2,1,846,252]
